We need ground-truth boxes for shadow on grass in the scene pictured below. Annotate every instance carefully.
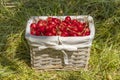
[0,29,31,71]
[0,54,20,71]
[14,32,31,67]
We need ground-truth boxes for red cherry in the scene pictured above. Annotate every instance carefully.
[85,32,90,36]
[52,18,61,25]
[61,21,68,26]
[84,27,90,36]
[47,19,58,28]
[68,31,74,36]
[71,19,78,24]
[47,17,52,22]
[77,23,84,32]
[30,23,37,29]
[65,16,71,23]
[67,24,72,28]
[50,21,57,26]
[37,20,43,26]
[46,24,54,32]
[51,28,57,35]
[81,22,87,27]
[82,33,86,36]
[60,32,69,37]
[31,29,36,35]
[68,26,79,32]
[72,27,79,32]
[71,23,77,27]
[59,23,67,31]
[42,20,47,26]
[38,26,45,32]
[35,31,41,36]
[72,33,79,36]
[37,20,47,27]
[69,31,79,36]
[45,32,55,36]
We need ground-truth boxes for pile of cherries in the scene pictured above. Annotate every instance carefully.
[30,16,90,37]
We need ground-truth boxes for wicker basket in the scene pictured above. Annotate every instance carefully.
[30,47,90,70]
[25,16,95,70]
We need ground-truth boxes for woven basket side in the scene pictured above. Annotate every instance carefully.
[30,46,90,70]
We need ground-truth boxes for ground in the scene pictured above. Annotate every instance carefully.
[0,0,120,80]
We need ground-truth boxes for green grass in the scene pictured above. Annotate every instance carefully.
[0,0,120,80]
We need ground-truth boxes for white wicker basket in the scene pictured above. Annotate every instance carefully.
[25,16,95,70]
